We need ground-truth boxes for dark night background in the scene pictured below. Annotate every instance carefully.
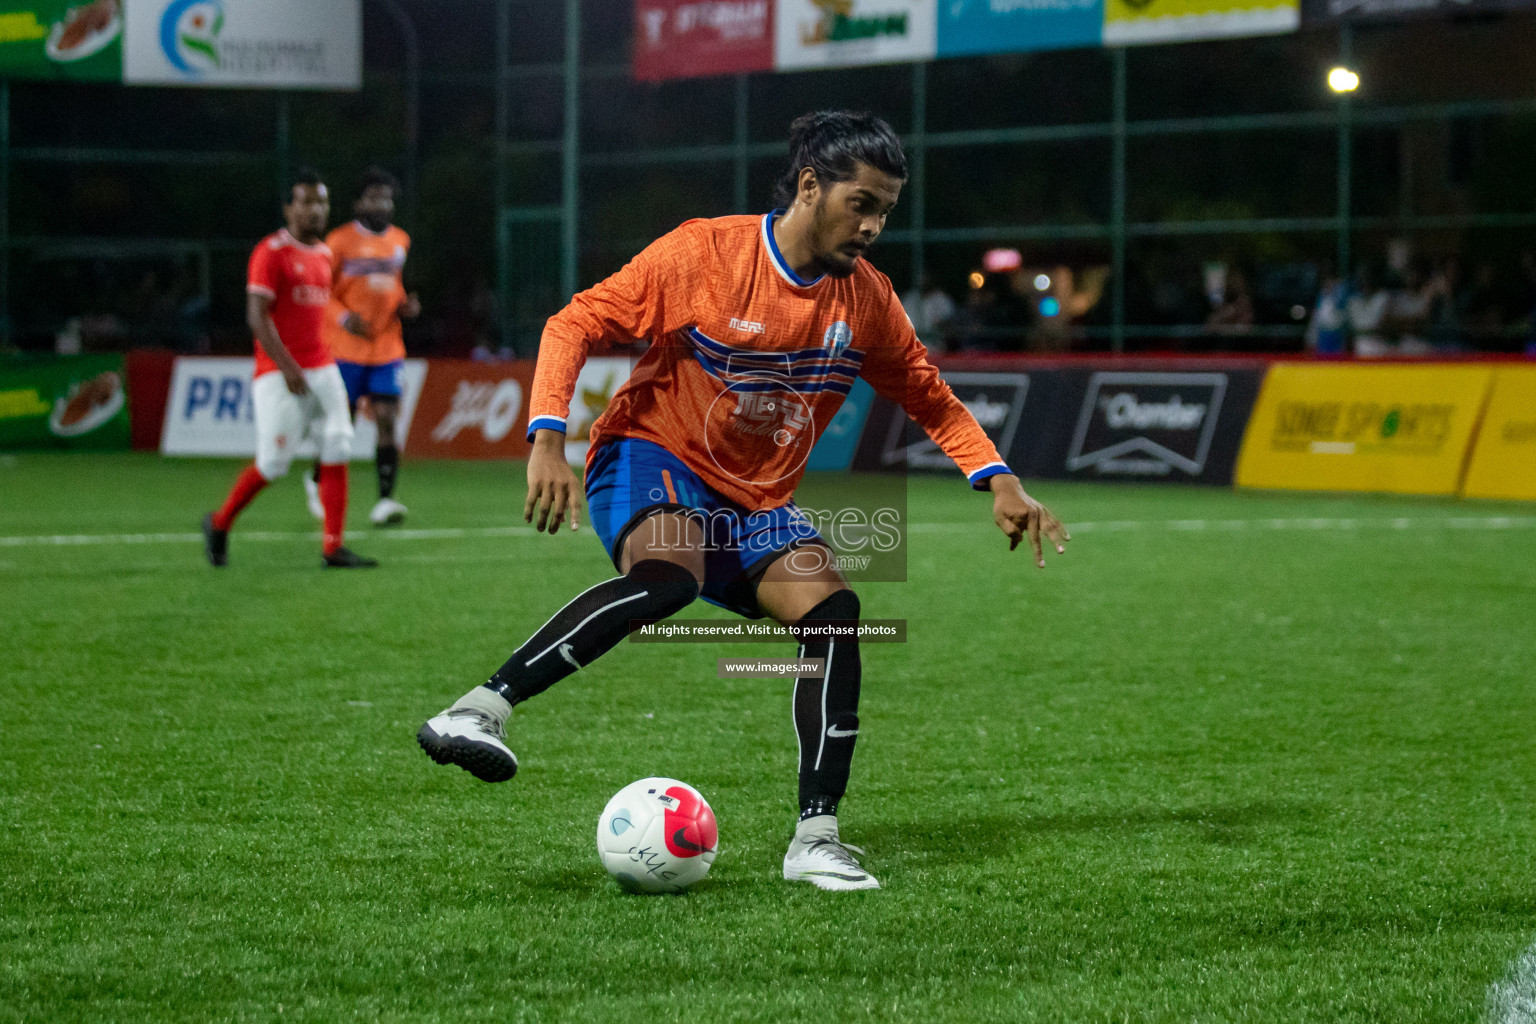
[6,0,1536,355]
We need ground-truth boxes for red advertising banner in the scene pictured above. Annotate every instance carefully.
[125,349,175,451]
[633,0,774,82]
[405,360,537,460]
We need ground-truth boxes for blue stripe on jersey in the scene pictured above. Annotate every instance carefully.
[689,327,864,369]
[341,256,403,277]
[686,329,857,396]
[967,462,1013,490]
[708,376,854,396]
[526,415,567,442]
[762,211,824,288]
[693,355,860,388]
[694,354,860,385]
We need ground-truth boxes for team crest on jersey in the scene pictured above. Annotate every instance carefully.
[824,321,852,358]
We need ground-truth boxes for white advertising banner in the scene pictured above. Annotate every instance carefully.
[123,0,361,90]
[775,0,937,71]
[161,356,426,459]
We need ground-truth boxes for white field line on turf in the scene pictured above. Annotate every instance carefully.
[1,516,1533,548]
[909,516,1536,534]
[1486,939,1536,1023]
[0,525,538,547]
[0,551,535,572]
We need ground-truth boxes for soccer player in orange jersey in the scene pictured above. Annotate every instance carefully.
[418,112,1068,890]
[306,167,420,527]
[201,169,376,569]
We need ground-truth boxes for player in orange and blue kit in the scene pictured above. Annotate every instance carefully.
[312,167,419,527]
[417,111,1069,890]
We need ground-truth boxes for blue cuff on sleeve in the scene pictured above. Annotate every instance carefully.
[967,462,1012,490]
[526,415,567,442]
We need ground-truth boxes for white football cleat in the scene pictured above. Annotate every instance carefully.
[416,706,518,782]
[370,497,408,526]
[303,472,324,521]
[783,815,880,891]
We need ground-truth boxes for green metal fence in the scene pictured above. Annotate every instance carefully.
[3,1,1534,353]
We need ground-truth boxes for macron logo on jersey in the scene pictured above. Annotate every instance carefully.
[729,317,765,335]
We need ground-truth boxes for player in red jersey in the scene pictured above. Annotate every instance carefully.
[201,169,377,569]
[417,112,1068,889]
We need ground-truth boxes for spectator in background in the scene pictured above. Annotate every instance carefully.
[901,273,956,351]
[1426,256,1464,351]
[1149,257,1208,329]
[1205,267,1255,335]
[1517,252,1536,356]
[472,274,498,341]
[951,273,1029,353]
[949,282,1000,353]
[1457,261,1504,349]
[1306,262,1349,356]
[1348,263,1391,357]
[1385,258,1439,355]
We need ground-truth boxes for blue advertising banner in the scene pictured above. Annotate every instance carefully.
[937,0,1103,58]
[806,377,876,471]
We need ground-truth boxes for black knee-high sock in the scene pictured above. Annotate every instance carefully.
[376,444,399,499]
[483,559,699,707]
[792,590,862,820]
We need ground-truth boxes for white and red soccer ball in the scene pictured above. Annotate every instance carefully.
[597,777,718,893]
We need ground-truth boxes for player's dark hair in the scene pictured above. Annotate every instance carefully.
[772,110,907,209]
[359,165,400,197]
[286,166,325,203]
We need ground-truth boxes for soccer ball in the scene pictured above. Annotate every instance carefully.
[596,777,718,893]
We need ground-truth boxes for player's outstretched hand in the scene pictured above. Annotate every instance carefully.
[989,473,1069,568]
[525,429,582,535]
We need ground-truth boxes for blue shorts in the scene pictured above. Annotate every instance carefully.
[336,359,404,406]
[585,438,825,618]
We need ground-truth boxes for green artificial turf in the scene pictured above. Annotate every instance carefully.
[3,452,1535,1023]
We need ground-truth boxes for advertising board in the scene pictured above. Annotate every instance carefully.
[1461,368,1536,502]
[0,354,130,451]
[160,356,425,459]
[1235,363,1493,496]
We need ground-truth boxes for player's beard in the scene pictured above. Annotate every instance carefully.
[809,195,862,279]
[358,211,390,233]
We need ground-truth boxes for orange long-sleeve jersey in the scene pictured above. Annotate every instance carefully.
[528,212,1011,511]
[322,221,410,366]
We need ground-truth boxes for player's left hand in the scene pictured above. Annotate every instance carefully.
[342,312,369,337]
[400,293,422,320]
[989,474,1069,568]
[525,429,582,535]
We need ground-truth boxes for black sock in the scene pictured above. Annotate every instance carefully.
[376,444,398,499]
[484,559,699,707]
[793,590,862,821]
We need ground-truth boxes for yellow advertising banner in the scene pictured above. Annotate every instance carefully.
[1235,363,1494,495]
[1102,0,1299,45]
[1461,367,1536,501]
